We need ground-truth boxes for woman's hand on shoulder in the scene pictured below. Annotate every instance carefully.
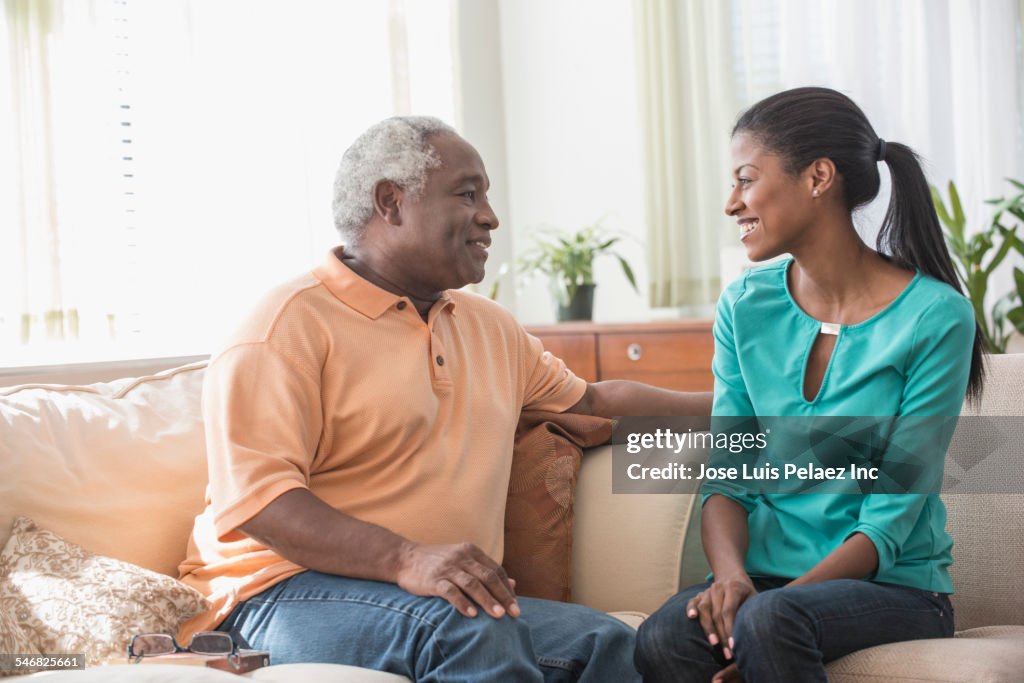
[687,573,757,661]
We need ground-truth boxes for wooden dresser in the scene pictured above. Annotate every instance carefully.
[525,320,715,391]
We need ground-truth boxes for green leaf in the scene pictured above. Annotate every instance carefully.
[993,290,1017,317]
[950,181,966,229]
[930,177,1024,349]
[518,221,639,306]
[967,269,987,305]
[988,194,1018,221]
[987,195,1014,211]
[615,254,639,293]
[931,185,955,232]
[1007,306,1024,333]
[984,232,1014,275]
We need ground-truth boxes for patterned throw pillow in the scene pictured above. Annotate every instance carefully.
[0,517,208,672]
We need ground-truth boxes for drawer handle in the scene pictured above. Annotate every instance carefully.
[627,343,643,361]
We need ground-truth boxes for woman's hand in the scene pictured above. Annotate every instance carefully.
[712,662,744,683]
[687,574,757,660]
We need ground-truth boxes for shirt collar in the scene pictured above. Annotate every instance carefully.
[312,246,455,320]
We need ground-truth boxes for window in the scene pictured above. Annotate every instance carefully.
[1,0,455,366]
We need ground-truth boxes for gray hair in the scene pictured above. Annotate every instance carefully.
[332,116,457,242]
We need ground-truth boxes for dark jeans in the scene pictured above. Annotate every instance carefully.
[635,577,954,683]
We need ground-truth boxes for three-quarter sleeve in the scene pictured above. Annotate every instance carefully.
[848,295,975,576]
[702,275,759,513]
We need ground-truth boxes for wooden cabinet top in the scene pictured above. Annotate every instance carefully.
[524,319,715,391]
[525,319,713,335]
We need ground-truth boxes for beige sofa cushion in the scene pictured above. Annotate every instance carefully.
[962,353,1024,417]
[944,353,1024,631]
[0,362,209,576]
[943,493,1024,631]
[572,445,695,616]
[825,625,1024,682]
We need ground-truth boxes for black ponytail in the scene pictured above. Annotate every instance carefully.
[733,87,985,401]
[877,143,986,401]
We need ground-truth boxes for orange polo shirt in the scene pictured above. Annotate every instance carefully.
[177,247,586,639]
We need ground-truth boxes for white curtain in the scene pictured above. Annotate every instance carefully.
[1,0,455,365]
[635,0,737,309]
[0,1,124,354]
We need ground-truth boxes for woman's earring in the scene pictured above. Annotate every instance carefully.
[812,189,820,197]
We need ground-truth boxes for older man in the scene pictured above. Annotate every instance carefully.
[178,116,711,681]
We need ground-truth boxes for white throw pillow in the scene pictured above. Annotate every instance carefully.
[0,362,209,576]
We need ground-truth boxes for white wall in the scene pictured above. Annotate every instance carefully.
[454,0,516,311]
[490,0,654,324]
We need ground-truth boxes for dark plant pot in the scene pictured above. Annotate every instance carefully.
[557,284,596,321]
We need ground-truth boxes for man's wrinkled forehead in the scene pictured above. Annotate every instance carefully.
[426,133,490,189]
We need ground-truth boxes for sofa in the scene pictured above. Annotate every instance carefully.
[1,355,1023,682]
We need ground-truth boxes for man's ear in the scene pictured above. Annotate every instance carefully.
[372,180,404,226]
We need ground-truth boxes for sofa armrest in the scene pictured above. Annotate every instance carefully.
[570,444,701,615]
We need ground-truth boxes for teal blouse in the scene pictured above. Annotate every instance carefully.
[702,258,975,593]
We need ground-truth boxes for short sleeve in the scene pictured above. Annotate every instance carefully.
[519,331,587,413]
[848,294,975,576]
[203,343,324,540]
[702,275,759,512]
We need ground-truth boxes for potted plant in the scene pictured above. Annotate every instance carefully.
[931,179,1024,353]
[517,221,639,321]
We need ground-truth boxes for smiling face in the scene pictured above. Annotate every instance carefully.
[391,133,499,293]
[724,133,817,262]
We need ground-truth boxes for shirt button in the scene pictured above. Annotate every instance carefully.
[436,355,445,366]
[396,301,407,310]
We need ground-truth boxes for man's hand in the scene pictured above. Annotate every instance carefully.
[396,541,520,619]
[687,574,757,660]
[239,489,519,619]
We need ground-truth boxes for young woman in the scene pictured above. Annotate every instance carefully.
[634,87,984,683]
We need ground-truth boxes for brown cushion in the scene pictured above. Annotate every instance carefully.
[504,410,613,602]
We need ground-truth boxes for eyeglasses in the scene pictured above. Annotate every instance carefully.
[127,632,238,665]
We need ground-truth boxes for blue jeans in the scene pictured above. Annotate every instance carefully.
[634,578,954,683]
[218,570,640,682]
